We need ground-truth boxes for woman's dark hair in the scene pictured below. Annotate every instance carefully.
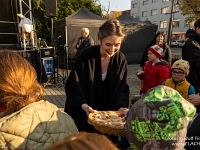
[98,19,125,40]
[151,31,165,44]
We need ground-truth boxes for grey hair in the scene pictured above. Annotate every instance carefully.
[81,28,90,35]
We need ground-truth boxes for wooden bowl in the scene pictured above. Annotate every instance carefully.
[88,111,125,137]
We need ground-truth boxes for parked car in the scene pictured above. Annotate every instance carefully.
[177,40,185,47]
[170,40,185,48]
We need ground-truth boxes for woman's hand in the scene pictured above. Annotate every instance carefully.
[81,104,96,125]
[81,104,96,115]
[76,44,80,49]
[187,94,200,106]
[118,107,129,117]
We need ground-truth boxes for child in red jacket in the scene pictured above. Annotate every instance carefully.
[137,44,170,94]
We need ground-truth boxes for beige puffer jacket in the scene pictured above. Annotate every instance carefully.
[0,100,78,150]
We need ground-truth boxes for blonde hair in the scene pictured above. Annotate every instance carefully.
[0,51,43,114]
[46,132,119,150]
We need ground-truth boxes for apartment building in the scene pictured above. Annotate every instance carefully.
[130,0,194,40]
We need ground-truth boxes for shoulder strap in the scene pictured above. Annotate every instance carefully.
[162,43,168,56]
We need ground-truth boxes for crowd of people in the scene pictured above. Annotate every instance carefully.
[0,18,200,150]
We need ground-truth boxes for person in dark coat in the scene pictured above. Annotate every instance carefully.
[76,28,94,57]
[185,94,200,150]
[64,19,129,132]
[140,31,172,68]
[182,18,200,94]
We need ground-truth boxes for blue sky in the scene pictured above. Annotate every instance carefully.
[99,0,131,12]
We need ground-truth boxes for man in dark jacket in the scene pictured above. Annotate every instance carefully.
[182,19,200,94]
[76,28,94,58]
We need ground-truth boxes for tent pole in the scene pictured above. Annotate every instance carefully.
[51,17,56,84]
[65,25,69,77]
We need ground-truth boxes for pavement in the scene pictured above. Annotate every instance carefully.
[43,64,141,111]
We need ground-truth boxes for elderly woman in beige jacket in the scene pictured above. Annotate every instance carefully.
[0,51,78,150]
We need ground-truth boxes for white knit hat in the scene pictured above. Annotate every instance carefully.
[148,44,163,59]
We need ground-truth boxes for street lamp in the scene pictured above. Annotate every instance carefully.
[166,0,179,46]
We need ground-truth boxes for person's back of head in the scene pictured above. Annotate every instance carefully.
[46,131,119,150]
[194,19,200,35]
[0,51,43,115]
[194,18,200,30]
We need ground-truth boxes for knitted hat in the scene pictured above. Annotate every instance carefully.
[171,59,190,75]
[125,85,196,150]
[148,44,163,59]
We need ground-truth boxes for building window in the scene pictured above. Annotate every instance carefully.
[152,21,157,25]
[143,0,148,5]
[172,20,180,28]
[132,13,137,18]
[142,11,147,17]
[161,7,169,14]
[185,19,194,27]
[162,0,169,1]
[160,20,167,28]
[152,0,158,3]
[133,3,138,8]
[151,9,157,16]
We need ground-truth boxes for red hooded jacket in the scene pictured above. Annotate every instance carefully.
[137,60,170,94]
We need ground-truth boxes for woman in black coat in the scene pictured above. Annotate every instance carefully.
[64,19,129,132]
[140,31,172,68]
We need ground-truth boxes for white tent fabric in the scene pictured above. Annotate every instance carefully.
[54,7,106,61]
